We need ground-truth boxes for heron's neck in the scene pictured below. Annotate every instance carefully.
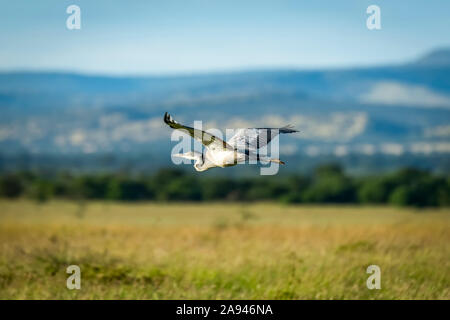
[198,152,205,165]
[194,153,206,170]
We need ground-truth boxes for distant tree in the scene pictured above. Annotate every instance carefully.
[0,165,448,207]
[387,168,446,207]
[152,168,185,186]
[246,183,274,201]
[71,175,110,199]
[107,178,152,201]
[0,174,24,198]
[279,175,310,204]
[201,177,236,201]
[389,168,428,185]
[437,178,450,206]
[159,176,202,201]
[389,186,412,207]
[27,179,54,202]
[303,164,356,203]
[315,164,344,177]
[52,171,73,197]
[358,177,394,204]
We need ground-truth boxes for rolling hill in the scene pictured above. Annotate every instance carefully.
[0,48,449,173]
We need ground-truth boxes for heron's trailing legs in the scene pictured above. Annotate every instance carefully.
[249,154,286,165]
[270,159,285,165]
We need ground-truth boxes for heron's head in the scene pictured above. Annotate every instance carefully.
[173,151,208,171]
[194,162,209,172]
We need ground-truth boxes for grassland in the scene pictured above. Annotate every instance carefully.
[0,200,449,299]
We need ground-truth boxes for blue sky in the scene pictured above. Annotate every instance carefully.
[0,0,449,75]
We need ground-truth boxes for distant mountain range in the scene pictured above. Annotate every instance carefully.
[0,48,449,173]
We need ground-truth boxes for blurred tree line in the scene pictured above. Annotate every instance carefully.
[0,164,448,207]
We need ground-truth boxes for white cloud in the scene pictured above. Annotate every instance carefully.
[334,145,348,157]
[60,116,167,152]
[434,143,450,153]
[0,127,14,141]
[410,142,450,154]
[305,146,320,157]
[381,143,404,156]
[222,112,367,142]
[70,130,86,146]
[280,144,298,155]
[99,113,127,128]
[357,144,375,155]
[360,81,450,108]
[424,125,450,138]
[54,135,67,147]
[290,113,367,142]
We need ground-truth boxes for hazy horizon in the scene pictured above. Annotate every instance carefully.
[1,46,449,78]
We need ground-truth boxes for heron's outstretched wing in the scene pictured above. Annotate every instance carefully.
[227,126,298,151]
[164,112,233,151]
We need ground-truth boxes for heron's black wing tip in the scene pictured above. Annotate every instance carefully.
[280,125,299,134]
[163,112,170,124]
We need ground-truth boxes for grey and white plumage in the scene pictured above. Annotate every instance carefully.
[163,112,298,172]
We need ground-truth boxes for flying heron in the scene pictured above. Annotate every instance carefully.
[164,112,298,172]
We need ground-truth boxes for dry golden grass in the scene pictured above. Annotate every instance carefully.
[0,200,449,299]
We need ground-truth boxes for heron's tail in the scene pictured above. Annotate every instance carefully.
[279,125,299,134]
